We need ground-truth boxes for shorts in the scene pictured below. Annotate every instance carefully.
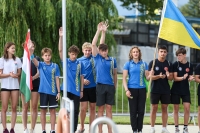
[1,88,19,91]
[198,95,200,106]
[31,87,39,92]
[171,94,191,104]
[96,83,115,106]
[150,93,170,104]
[80,87,96,103]
[40,93,58,109]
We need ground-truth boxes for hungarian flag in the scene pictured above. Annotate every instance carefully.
[20,29,33,103]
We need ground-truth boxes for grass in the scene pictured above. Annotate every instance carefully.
[8,115,198,125]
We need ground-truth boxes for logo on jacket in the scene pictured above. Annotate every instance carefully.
[155,66,159,71]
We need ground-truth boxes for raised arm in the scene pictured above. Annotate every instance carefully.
[58,27,63,61]
[28,40,39,67]
[100,21,109,44]
[92,22,102,56]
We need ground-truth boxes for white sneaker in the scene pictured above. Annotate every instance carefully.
[161,128,170,133]
[29,129,35,133]
[183,128,189,133]
[23,129,29,133]
[175,128,180,133]
[150,128,155,133]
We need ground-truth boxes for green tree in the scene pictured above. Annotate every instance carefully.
[0,0,118,63]
[117,0,163,20]
[180,0,200,18]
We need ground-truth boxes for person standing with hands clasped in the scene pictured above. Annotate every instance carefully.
[58,27,85,133]
[171,48,194,133]
[123,46,149,133]
[149,45,173,133]
[92,22,117,133]
[28,40,60,133]
[0,42,22,133]
[77,42,96,133]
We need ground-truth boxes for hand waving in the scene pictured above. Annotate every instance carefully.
[102,20,109,32]
[97,22,103,31]
[27,40,34,55]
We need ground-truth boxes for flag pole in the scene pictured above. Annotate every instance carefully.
[29,29,33,131]
[30,100,32,131]
[147,0,168,98]
[62,0,67,98]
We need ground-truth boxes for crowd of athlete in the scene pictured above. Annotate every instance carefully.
[1,21,200,133]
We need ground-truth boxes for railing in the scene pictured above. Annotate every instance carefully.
[90,117,119,133]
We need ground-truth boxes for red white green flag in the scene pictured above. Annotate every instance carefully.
[20,29,33,103]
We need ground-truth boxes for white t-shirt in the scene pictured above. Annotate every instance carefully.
[0,57,22,89]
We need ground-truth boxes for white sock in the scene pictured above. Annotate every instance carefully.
[162,127,166,130]
[151,127,155,129]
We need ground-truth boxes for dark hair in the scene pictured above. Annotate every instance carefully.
[41,47,52,56]
[158,45,168,52]
[68,45,80,54]
[3,42,16,61]
[176,47,186,56]
[22,41,36,48]
[99,44,108,51]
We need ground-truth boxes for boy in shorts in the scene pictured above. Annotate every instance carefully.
[148,45,173,133]
[92,22,117,133]
[77,42,96,133]
[171,47,194,133]
[28,41,60,133]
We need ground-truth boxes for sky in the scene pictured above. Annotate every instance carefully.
[112,0,189,16]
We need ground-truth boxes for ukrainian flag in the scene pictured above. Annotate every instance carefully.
[158,0,200,49]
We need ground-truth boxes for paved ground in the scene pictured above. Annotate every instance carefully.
[0,123,199,133]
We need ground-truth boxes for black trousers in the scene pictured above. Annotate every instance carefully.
[67,92,80,132]
[128,88,146,132]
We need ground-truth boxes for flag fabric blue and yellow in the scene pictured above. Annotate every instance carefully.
[158,0,200,49]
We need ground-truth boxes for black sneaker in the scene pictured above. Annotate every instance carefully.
[10,128,15,133]
[50,131,55,133]
[42,130,46,133]
[3,128,9,133]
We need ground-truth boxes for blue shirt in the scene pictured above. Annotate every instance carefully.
[78,55,96,88]
[38,62,60,96]
[123,60,148,89]
[61,59,85,96]
[94,54,117,85]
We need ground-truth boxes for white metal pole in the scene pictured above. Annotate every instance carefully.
[62,0,67,98]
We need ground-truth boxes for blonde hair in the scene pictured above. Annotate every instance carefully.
[82,42,92,50]
[41,47,52,56]
[129,46,142,61]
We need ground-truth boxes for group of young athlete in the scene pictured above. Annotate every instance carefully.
[1,21,200,133]
[123,44,200,133]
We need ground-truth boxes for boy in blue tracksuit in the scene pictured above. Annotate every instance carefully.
[28,41,60,133]
[58,27,85,133]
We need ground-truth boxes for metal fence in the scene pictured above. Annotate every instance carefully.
[0,78,199,125]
